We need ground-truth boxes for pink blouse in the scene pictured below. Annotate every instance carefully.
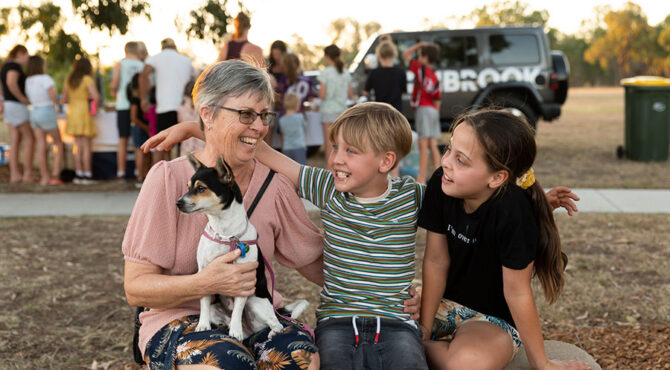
[122,156,324,355]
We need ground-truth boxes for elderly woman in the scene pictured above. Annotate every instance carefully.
[123,60,325,369]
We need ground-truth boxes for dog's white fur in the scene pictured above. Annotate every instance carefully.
[179,159,308,340]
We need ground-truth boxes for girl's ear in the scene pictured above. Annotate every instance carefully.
[379,151,397,174]
[488,170,509,189]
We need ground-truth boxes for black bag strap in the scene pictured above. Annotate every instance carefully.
[132,169,276,365]
[247,170,275,218]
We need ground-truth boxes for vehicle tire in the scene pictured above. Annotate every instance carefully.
[487,95,538,131]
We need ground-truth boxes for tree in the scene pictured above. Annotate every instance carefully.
[326,18,381,65]
[584,2,654,80]
[181,0,247,48]
[467,0,549,28]
[71,0,150,35]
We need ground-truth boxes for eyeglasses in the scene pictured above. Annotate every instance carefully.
[212,105,276,126]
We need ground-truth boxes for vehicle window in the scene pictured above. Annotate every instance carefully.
[489,34,540,65]
[434,36,478,68]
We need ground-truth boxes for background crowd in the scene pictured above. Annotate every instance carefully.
[1,11,446,188]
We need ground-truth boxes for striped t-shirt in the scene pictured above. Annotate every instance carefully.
[298,166,425,322]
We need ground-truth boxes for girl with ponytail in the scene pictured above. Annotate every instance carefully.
[418,109,589,369]
[318,44,353,162]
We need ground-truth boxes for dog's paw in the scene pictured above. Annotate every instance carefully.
[228,324,244,341]
[195,322,212,332]
[267,322,284,338]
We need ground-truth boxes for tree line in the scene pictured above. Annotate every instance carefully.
[1,0,668,92]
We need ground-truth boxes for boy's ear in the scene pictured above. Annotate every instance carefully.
[378,151,397,174]
[488,170,509,189]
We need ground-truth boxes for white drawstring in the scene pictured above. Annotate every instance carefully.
[352,315,360,346]
[351,316,381,346]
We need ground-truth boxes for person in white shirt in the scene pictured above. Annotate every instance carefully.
[25,54,64,186]
[139,38,195,162]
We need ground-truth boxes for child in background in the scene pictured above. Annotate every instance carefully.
[278,93,308,164]
[363,40,406,113]
[178,80,204,157]
[418,110,589,370]
[363,39,407,178]
[126,73,150,185]
[403,41,441,185]
[318,44,353,162]
[110,41,144,180]
[62,56,101,185]
[25,54,64,186]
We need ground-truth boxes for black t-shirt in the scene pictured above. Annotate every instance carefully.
[364,66,407,112]
[129,96,148,125]
[418,168,538,327]
[1,62,26,102]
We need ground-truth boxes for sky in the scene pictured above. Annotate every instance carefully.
[1,0,668,67]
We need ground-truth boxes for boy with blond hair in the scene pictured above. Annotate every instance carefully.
[110,41,144,181]
[278,92,308,164]
[256,102,428,369]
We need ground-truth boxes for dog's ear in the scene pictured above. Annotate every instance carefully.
[187,153,204,171]
[215,156,234,185]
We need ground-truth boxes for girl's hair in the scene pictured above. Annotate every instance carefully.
[268,40,287,69]
[26,55,46,77]
[192,60,273,131]
[66,56,93,90]
[126,73,140,103]
[282,53,300,86]
[453,109,567,304]
[7,44,28,60]
[376,41,398,60]
[324,44,344,74]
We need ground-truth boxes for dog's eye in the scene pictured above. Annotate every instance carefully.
[196,185,206,193]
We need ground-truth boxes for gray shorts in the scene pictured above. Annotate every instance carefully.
[3,100,30,126]
[415,106,440,138]
[30,105,58,131]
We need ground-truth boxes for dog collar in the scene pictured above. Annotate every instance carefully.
[203,222,257,258]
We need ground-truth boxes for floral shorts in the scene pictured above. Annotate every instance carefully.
[145,314,317,370]
[431,299,522,354]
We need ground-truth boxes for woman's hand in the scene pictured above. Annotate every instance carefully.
[546,187,579,216]
[197,249,259,297]
[403,285,422,320]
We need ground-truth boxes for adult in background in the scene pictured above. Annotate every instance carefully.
[123,60,323,369]
[1,44,34,183]
[267,40,287,83]
[139,38,195,163]
[217,12,263,65]
[265,40,287,147]
[110,41,144,180]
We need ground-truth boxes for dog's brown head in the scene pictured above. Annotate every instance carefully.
[176,154,243,214]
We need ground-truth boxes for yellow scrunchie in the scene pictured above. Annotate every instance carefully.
[516,168,535,189]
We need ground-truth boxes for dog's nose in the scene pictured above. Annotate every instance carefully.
[176,198,185,209]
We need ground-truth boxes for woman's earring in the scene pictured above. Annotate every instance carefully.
[207,124,212,131]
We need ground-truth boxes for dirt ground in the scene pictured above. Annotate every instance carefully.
[1,87,670,191]
[1,213,669,369]
[1,87,669,368]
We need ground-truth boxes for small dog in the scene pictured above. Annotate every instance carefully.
[177,154,308,340]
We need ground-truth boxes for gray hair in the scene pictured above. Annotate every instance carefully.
[193,60,274,130]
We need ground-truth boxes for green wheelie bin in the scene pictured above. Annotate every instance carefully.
[619,76,670,161]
